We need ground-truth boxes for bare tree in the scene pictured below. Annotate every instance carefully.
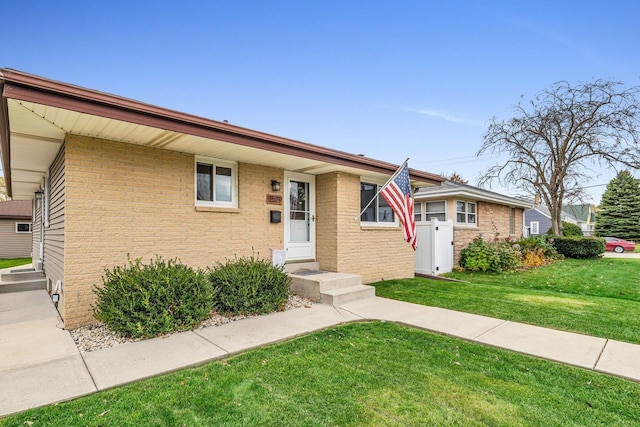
[446,171,469,185]
[478,80,640,235]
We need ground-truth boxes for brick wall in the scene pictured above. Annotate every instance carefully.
[63,135,284,327]
[60,136,416,327]
[317,172,414,283]
[453,200,524,265]
[315,173,338,272]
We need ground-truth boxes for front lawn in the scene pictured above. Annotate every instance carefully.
[374,258,640,344]
[447,258,640,301]
[3,322,639,426]
[0,258,31,270]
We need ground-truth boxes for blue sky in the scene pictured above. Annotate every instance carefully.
[2,0,639,203]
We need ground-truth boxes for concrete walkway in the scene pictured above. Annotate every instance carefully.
[2,291,640,417]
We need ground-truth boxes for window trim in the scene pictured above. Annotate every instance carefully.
[15,222,32,233]
[194,156,238,208]
[414,201,422,223]
[359,179,399,227]
[456,200,477,225]
[530,221,539,235]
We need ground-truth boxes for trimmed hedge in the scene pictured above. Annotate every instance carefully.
[209,254,291,315]
[551,237,605,259]
[93,257,215,338]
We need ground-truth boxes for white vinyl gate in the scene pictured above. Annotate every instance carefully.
[414,218,454,276]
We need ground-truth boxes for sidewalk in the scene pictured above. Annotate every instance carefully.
[2,291,640,417]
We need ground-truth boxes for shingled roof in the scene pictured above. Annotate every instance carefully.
[0,200,31,219]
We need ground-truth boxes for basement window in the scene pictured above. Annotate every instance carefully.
[16,222,32,233]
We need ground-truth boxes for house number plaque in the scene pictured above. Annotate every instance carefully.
[267,195,283,205]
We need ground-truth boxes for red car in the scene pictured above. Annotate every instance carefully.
[604,237,636,253]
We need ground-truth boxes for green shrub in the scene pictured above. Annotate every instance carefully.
[460,236,498,272]
[551,237,605,259]
[494,239,522,272]
[93,257,215,338]
[546,221,583,237]
[561,222,583,237]
[517,236,560,260]
[209,254,291,315]
[459,236,521,273]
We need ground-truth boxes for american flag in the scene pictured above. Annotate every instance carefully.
[380,163,417,250]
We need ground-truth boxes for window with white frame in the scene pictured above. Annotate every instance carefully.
[15,222,32,233]
[425,201,446,221]
[195,157,238,208]
[414,202,422,223]
[530,221,539,235]
[456,201,476,225]
[360,182,395,224]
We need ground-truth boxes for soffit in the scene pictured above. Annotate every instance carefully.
[7,99,433,200]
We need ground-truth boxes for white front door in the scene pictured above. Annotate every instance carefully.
[284,172,316,261]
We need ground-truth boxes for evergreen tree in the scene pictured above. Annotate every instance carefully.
[595,171,640,241]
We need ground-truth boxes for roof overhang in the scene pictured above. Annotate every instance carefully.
[0,215,31,220]
[415,184,532,209]
[0,69,444,200]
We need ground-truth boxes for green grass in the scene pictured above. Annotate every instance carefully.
[3,322,639,426]
[375,258,640,344]
[0,258,31,269]
[447,258,640,301]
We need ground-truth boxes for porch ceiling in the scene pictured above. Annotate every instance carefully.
[1,69,444,200]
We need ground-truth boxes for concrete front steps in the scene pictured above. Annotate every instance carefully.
[0,269,46,293]
[285,262,375,306]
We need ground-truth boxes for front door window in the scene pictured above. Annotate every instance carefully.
[289,180,310,243]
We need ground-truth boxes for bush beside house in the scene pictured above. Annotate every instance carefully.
[209,254,291,315]
[94,256,291,338]
[459,235,560,273]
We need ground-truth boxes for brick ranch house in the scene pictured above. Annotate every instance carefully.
[414,181,532,265]
[0,69,444,328]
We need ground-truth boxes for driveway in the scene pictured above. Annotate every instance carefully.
[603,252,640,259]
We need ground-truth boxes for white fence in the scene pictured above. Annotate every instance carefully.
[414,219,453,276]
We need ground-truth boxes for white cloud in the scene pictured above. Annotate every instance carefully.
[405,107,485,127]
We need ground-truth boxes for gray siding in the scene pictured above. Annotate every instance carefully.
[0,219,32,258]
[524,209,552,235]
[43,144,65,293]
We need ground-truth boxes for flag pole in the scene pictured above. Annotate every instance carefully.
[356,158,410,221]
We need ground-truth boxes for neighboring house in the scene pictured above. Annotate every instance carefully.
[414,181,531,265]
[0,200,32,258]
[562,204,597,236]
[525,205,578,236]
[0,69,444,328]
